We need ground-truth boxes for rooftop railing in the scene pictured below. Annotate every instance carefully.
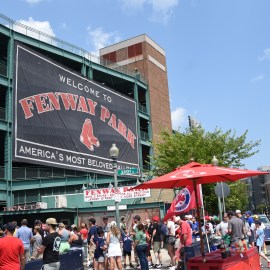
[0,13,147,84]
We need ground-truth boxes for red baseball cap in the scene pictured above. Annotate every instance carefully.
[152,216,159,222]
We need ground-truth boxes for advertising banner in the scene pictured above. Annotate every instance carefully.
[13,42,139,175]
[83,186,151,202]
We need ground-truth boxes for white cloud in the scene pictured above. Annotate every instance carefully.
[258,48,270,61]
[121,0,146,9]
[120,0,179,24]
[86,26,121,55]
[171,107,186,130]
[149,0,179,23]
[26,0,44,4]
[250,74,265,83]
[13,17,55,44]
[149,0,178,11]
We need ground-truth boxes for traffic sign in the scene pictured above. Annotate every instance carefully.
[117,168,138,176]
[215,182,230,198]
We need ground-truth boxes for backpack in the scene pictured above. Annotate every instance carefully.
[160,224,169,236]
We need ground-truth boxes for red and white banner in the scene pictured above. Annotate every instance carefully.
[164,185,202,220]
[84,186,150,202]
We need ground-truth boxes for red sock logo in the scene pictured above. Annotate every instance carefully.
[80,119,100,151]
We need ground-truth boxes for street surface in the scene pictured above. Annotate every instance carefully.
[86,245,270,269]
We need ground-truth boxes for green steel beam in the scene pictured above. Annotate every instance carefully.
[0,190,6,200]
[134,82,143,173]
[10,174,137,191]
[0,25,11,36]
[0,74,8,86]
[138,112,150,120]
[78,201,164,213]
[5,36,13,207]
[0,207,77,216]
[0,202,165,216]
[0,121,8,131]
[0,180,7,190]
[140,140,151,147]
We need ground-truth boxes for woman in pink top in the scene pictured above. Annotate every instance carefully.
[80,222,88,240]
[80,222,88,263]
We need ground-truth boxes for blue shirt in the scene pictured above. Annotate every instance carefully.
[192,222,199,238]
[256,228,265,247]
[94,237,105,258]
[88,225,97,244]
[122,233,133,252]
[15,225,33,248]
[247,217,254,227]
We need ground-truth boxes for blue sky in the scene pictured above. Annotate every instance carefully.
[1,0,270,170]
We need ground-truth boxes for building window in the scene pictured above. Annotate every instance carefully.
[128,43,143,58]
[102,51,116,62]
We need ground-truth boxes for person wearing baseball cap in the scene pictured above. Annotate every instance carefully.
[246,211,254,227]
[38,218,61,269]
[34,219,47,239]
[151,216,163,268]
[235,210,246,225]
[0,222,26,270]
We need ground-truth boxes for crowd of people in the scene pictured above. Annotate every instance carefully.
[0,209,269,270]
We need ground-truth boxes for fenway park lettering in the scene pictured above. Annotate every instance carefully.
[13,42,139,175]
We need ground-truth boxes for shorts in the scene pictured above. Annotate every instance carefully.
[123,250,131,257]
[168,236,175,246]
[153,242,161,253]
[256,245,262,254]
[95,256,105,263]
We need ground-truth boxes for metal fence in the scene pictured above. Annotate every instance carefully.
[0,13,147,84]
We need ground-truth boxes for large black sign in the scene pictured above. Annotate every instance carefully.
[13,42,139,176]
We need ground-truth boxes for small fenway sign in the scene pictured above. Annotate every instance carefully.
[84,186,150,202]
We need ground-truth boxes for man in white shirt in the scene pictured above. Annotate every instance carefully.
[166,217,176,269]
[216,214,229,237]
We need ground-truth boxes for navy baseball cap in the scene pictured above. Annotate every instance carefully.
[5,222,15,233]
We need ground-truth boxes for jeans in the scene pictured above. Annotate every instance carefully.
[136,244,149,270]
[82,240,88,262]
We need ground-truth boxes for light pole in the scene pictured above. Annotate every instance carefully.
[109,143,120,227]
[212,156,223,219]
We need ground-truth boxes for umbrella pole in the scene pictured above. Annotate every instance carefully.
[199,184,210,253]
[193,179,205,260]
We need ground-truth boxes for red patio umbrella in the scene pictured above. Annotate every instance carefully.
[133,162,268,257]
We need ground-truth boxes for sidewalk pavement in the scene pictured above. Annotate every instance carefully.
[130,248,173,269]
[85,247,175,269]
